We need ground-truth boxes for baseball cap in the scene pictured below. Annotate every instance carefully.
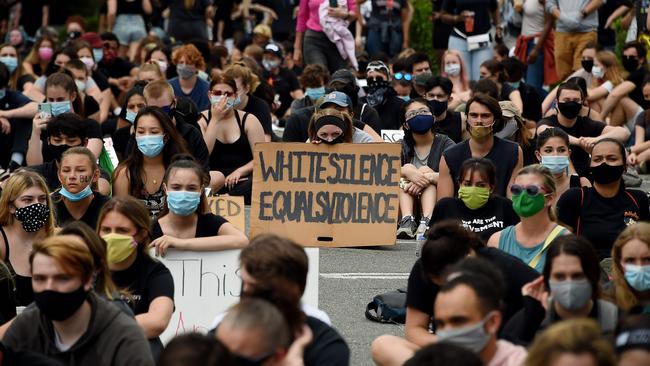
[499,101,522,119]
[366,61,390,78]
[264,43,283,59]
[79,32,102,49]
[319,91,352,108]
[329,69,357,86]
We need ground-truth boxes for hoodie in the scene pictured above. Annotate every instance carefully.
[3,292,154,366]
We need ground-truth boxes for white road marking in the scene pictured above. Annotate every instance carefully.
[320,273,410,279]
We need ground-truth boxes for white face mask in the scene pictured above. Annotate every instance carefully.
[75,80,86,93]
[445,63,461,76]
[591,66,605,79]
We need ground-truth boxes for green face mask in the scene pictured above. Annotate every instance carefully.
[512,192,546,217]
[458,186,490,210]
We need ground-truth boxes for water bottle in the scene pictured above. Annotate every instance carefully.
[415,231,426,258]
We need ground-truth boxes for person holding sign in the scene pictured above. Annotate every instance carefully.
[487,165,568,273]
[112,107,190,218]
[437,93,523,199]
[198,74,265,204]
[52,147,109,229]
[396,99,455,239]
[431,158,519,241]
[149,155,248,256]
[98,196,174,360]
[308,93,375,144]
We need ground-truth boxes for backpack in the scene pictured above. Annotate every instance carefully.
[365,289,407,324]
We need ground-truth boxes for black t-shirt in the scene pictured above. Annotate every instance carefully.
[442,0,497,36]
[304,316,350,366]
[151,213,228,240]
[214,0,236,39]
[16,74,35,92]
[53,192,109,229]
[117,0,144,15]
[431,196,520,240]
[599,0,623,47]
[373,93,404,131]
[243,94,273,135]
[537,115,606,177]
[627,67,649,109]
[406,247,539,324]
[18,0,50,35]
[434,111,463,143]
[635,110,650,141]
[557,186,650,257]
[112,125,131,161]
[636,0,649,35]
[91,70,110,91]
[84,95,100,117]
[266,68,300,119]
[111,252,174,316]
[443,136,519,197]
[500,83,516,102]
[98,58,135,79]
[519,82,543,123]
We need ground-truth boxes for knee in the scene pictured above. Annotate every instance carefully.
[371,335,400,366]
[209,171,226,191]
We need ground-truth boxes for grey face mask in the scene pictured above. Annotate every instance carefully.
[549,279,592,311]
[177,64,196,80]
[436,313,494,354]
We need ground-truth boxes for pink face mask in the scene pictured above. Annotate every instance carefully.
[80,56,95,70]
[38,47,53,61]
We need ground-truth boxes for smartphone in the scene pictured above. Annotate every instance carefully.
[329,0,338,7]
[38,102,52,118]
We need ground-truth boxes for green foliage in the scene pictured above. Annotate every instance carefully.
[409,0,438,72]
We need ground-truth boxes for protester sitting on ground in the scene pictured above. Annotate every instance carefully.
[112,84,146,159]
[423,75,466,143]
[291,63,329,112]
[308,98,375,144]
[363,60,405,131]
[609,222,650,312]
[556,139,649,258]
[396,99,455,239]
[27,113,111,196]
[63,59,102,122]
[535,128,590,205]
[0,43,35,92]
[628,76,650,171]
[0,171,55,307]
[137,62,165,84]
[262,43,303,120]
[113,106,190,218]
[371,222,538,366]
[585,51,632,126]
[198,74,265,201]
[403,342,483,366]
[141,80,210,171]
[150,155,248,255]
[432,158,519,241]
[52,147,109,228]
[503,235,619,345]
[537,82,630,178]
[479,59,524,112]
[27,72,104,166]
[543,76,604,121]
[158,332,234,366]
[98,196,174,359]
[488,165,569,273]
[73,37,112,123]
[524,319,617,366]
[614,314,650,366]
[22,36,56,78]
[439,49,471,111]
[2,235,155,365]
[437,93,523,199]
[169,44,210,111]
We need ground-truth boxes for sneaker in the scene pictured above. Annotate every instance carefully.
[397,216,417,239]
[416,217,430,237]
[623,170,643,187]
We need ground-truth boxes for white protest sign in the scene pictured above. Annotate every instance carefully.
[156,248,319,343]
[102,137,120,169]
[381,130,404,142]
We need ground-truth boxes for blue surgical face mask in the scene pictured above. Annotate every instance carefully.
[136,134,165,158]
[507,81,521,89]
[398,95,411,102]
[197,70,209,81]
[59,184,93,202]
[210,95,223,105]
[226,96,240,110]
[0,56,18,73]
[93,48,103,63]
[305,86,326,101]
[125,109,137,124]
[406,115,434,134]
[0,88,5,100]
[166,190,201,216]
[541,155,570,174]
[51,101,72,116]
[625,264,650,292]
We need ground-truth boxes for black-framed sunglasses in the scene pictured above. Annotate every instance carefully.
[510,184,547,196]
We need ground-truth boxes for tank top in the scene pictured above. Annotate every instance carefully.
[209,111,254,177]
[498,224,567,272]
[1,227,33,306]
[140,187,166,220]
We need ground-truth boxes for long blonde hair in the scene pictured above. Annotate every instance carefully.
[595,50,624,86]
[441,50,469,91]
[611,223,650,310]
[516,164,557,221]
[0,170,55,236]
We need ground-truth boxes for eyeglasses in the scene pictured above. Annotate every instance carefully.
[210,90,235,97]
[394,72,412,81]
[405,108,432,120]
[510,184,548,196]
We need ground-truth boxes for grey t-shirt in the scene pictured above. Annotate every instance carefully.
[352,128,375,143]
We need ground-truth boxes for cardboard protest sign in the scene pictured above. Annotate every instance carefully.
[381,129,404,143]
[251,142,401,247]
[156,248,319,343]
[207,196,246,232]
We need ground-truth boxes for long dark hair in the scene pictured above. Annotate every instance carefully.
[400,98,435,163]
[158,154,209,217]
[114,107,189,197]
[543,235,601,301]
[457,158,496,190]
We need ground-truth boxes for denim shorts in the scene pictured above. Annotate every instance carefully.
[113,14,147,45]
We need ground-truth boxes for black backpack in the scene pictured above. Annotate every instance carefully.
[365,289,407,324]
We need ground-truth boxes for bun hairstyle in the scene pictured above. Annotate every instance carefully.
[159,154,209,217]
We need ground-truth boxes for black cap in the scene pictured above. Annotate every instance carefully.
[329,69,357,86]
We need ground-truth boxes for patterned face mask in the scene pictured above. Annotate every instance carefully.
[15,203,49,232]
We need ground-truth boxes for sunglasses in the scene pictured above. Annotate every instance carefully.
[394,72,412,81]
[510,184,548,196]
[210,90,235,97]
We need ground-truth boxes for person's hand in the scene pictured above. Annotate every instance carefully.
[431,11,442,21]
[328,6,349,19]
[209,94,229,122]
[527,48,539,65]
[225,169,243,189]
[0,117,11,135]
[628,151,638,166]
[409,171,430,187]
[149,235,181,257]
[522,276,549,311]
[117,76,135,92]
[405,182,424,195]
[32,113,49,134]
[280,325,313,366]
[459,10,474,20]
[579,136,596,152]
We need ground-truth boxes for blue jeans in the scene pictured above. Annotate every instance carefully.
[366,24,403,58]
[525,39,545,93]
[448,35,492,81]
